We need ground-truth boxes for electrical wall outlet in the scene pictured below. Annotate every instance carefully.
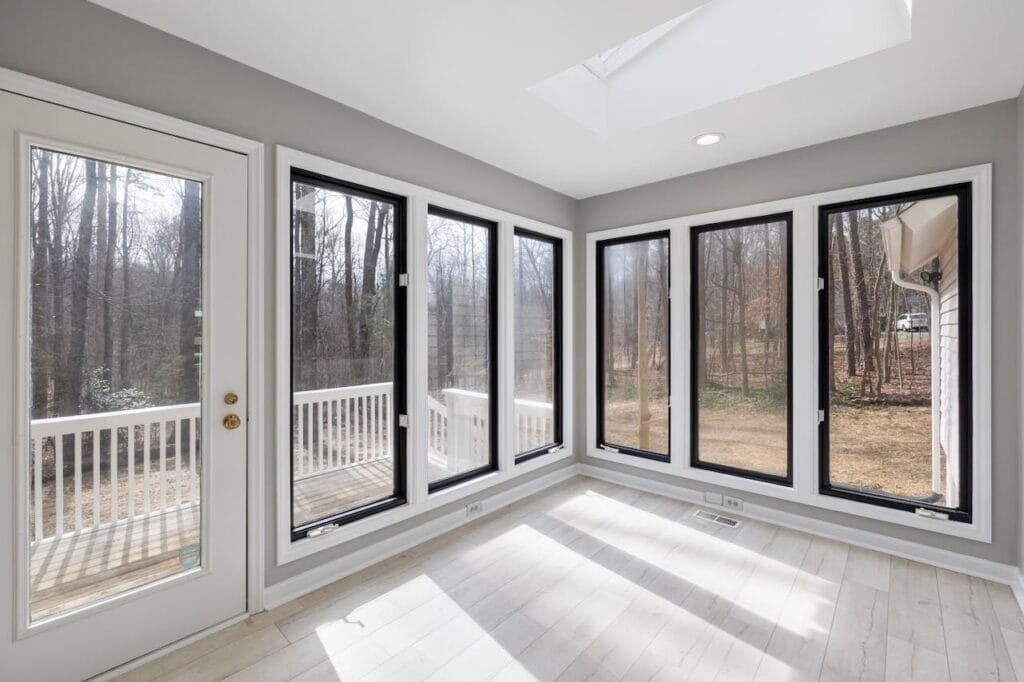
[466,501,484,516]
[724,495,743,511]
[703,491,724,506]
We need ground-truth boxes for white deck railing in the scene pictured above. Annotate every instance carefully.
[30,384,554,542]
[292,382,393,479]
[30,403,201,541]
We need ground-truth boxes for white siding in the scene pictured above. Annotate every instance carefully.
[937,237,959,504]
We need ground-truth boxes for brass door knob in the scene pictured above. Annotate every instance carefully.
[224,392,239,405]
[223,413,242,430]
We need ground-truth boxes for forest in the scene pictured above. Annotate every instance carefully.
[826,202,947,501]
[601,237,670,455]
[693,219,788,477]
[291,179,397,393]
[30,147,202,421]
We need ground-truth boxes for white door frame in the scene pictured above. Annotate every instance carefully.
[0,66,267,614]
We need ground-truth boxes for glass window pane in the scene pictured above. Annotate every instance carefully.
[290,175,403,531]
[28,148,203,620]
[693,217,790,480]
[513,231,560,457]
[599,235,670,457]
[823,192,965,511]
[426,209,495,486]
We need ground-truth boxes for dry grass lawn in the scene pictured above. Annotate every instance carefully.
[605,401,940,500]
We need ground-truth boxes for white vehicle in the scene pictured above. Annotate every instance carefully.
[895,312,928,332]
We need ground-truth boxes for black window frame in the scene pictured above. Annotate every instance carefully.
[595,230,671,462]
[690,212,794,486]
[817,182,973,523]
[513,227,564,464]
[426,205,500,493]
[289,168,408,541]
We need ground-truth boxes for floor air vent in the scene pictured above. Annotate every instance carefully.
[694,509,740,527]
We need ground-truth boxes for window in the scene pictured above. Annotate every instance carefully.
[819,184,972,522]
[426,207,497,490]
[513,228,563,462]
[289,170,406,539]
[596,232,670,460]
[691,214,792,484]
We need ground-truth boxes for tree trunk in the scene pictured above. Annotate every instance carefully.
[733,234,750,397]
[118,169,133,388]
[177,181,202,401]
[883,281,896,383]
[93,164,108,383]
[342,194,355,361]
[31,150,52,416]
[763,230,771,389]
[846,211,874,379]
[49,160,68,408]
[357,202,386,360]
[833,214,857,377]
[102,165,117,381]
[634,243,651,449]
[698,239,710,383]
[719,235,730,380]
[64,159,98,415]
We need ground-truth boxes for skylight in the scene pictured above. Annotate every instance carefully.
[581,11,698,81]
[531,0,913,135]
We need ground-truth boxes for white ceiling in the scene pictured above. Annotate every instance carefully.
[92,0,1024,199]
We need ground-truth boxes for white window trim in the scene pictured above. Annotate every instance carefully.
[275,146,574,564]
[586,164,992,543]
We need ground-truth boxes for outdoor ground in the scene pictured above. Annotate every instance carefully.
[604,401,937,499]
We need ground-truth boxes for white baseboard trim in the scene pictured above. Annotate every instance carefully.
[1010,569,1024,615]
[263,464,578,610]
[577,464,1019,587]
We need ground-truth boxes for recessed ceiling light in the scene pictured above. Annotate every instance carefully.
[694,132,725,146]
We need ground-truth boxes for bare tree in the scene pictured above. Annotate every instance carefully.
[31,150,51,415]
[118,169,133,388]
[101,166,117,381]
[64,159,98,414]
[846,211,874,379]
[832,214,857,377]
[177,181,202,400]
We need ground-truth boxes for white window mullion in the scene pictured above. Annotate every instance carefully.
[497,220,515,472]
[407,194,429,505]
[670,223,688,475]
[791,202,817,498]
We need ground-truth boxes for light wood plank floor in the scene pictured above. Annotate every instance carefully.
[116,476,1024,681]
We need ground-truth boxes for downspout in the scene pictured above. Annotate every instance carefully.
[889,270,942,498]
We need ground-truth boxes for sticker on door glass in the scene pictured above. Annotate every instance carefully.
[180,544,201,569]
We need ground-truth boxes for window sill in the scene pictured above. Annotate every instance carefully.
[587,446,990,543]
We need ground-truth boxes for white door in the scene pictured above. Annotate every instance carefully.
[0,90,249,681]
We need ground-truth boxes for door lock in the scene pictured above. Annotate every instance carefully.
[222,413,242,430]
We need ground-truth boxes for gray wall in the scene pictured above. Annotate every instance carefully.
[1019,84,1024,570]
[576,100,1021,565]
[0,0,576,586]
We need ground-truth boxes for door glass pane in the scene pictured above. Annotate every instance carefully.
[513,231,560,457]
[426,209,495,486]
[693,217,790,480]
[824,193,963,509]
[599,235,670,457]
[28,147,203,620]
[290,176,402,531]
